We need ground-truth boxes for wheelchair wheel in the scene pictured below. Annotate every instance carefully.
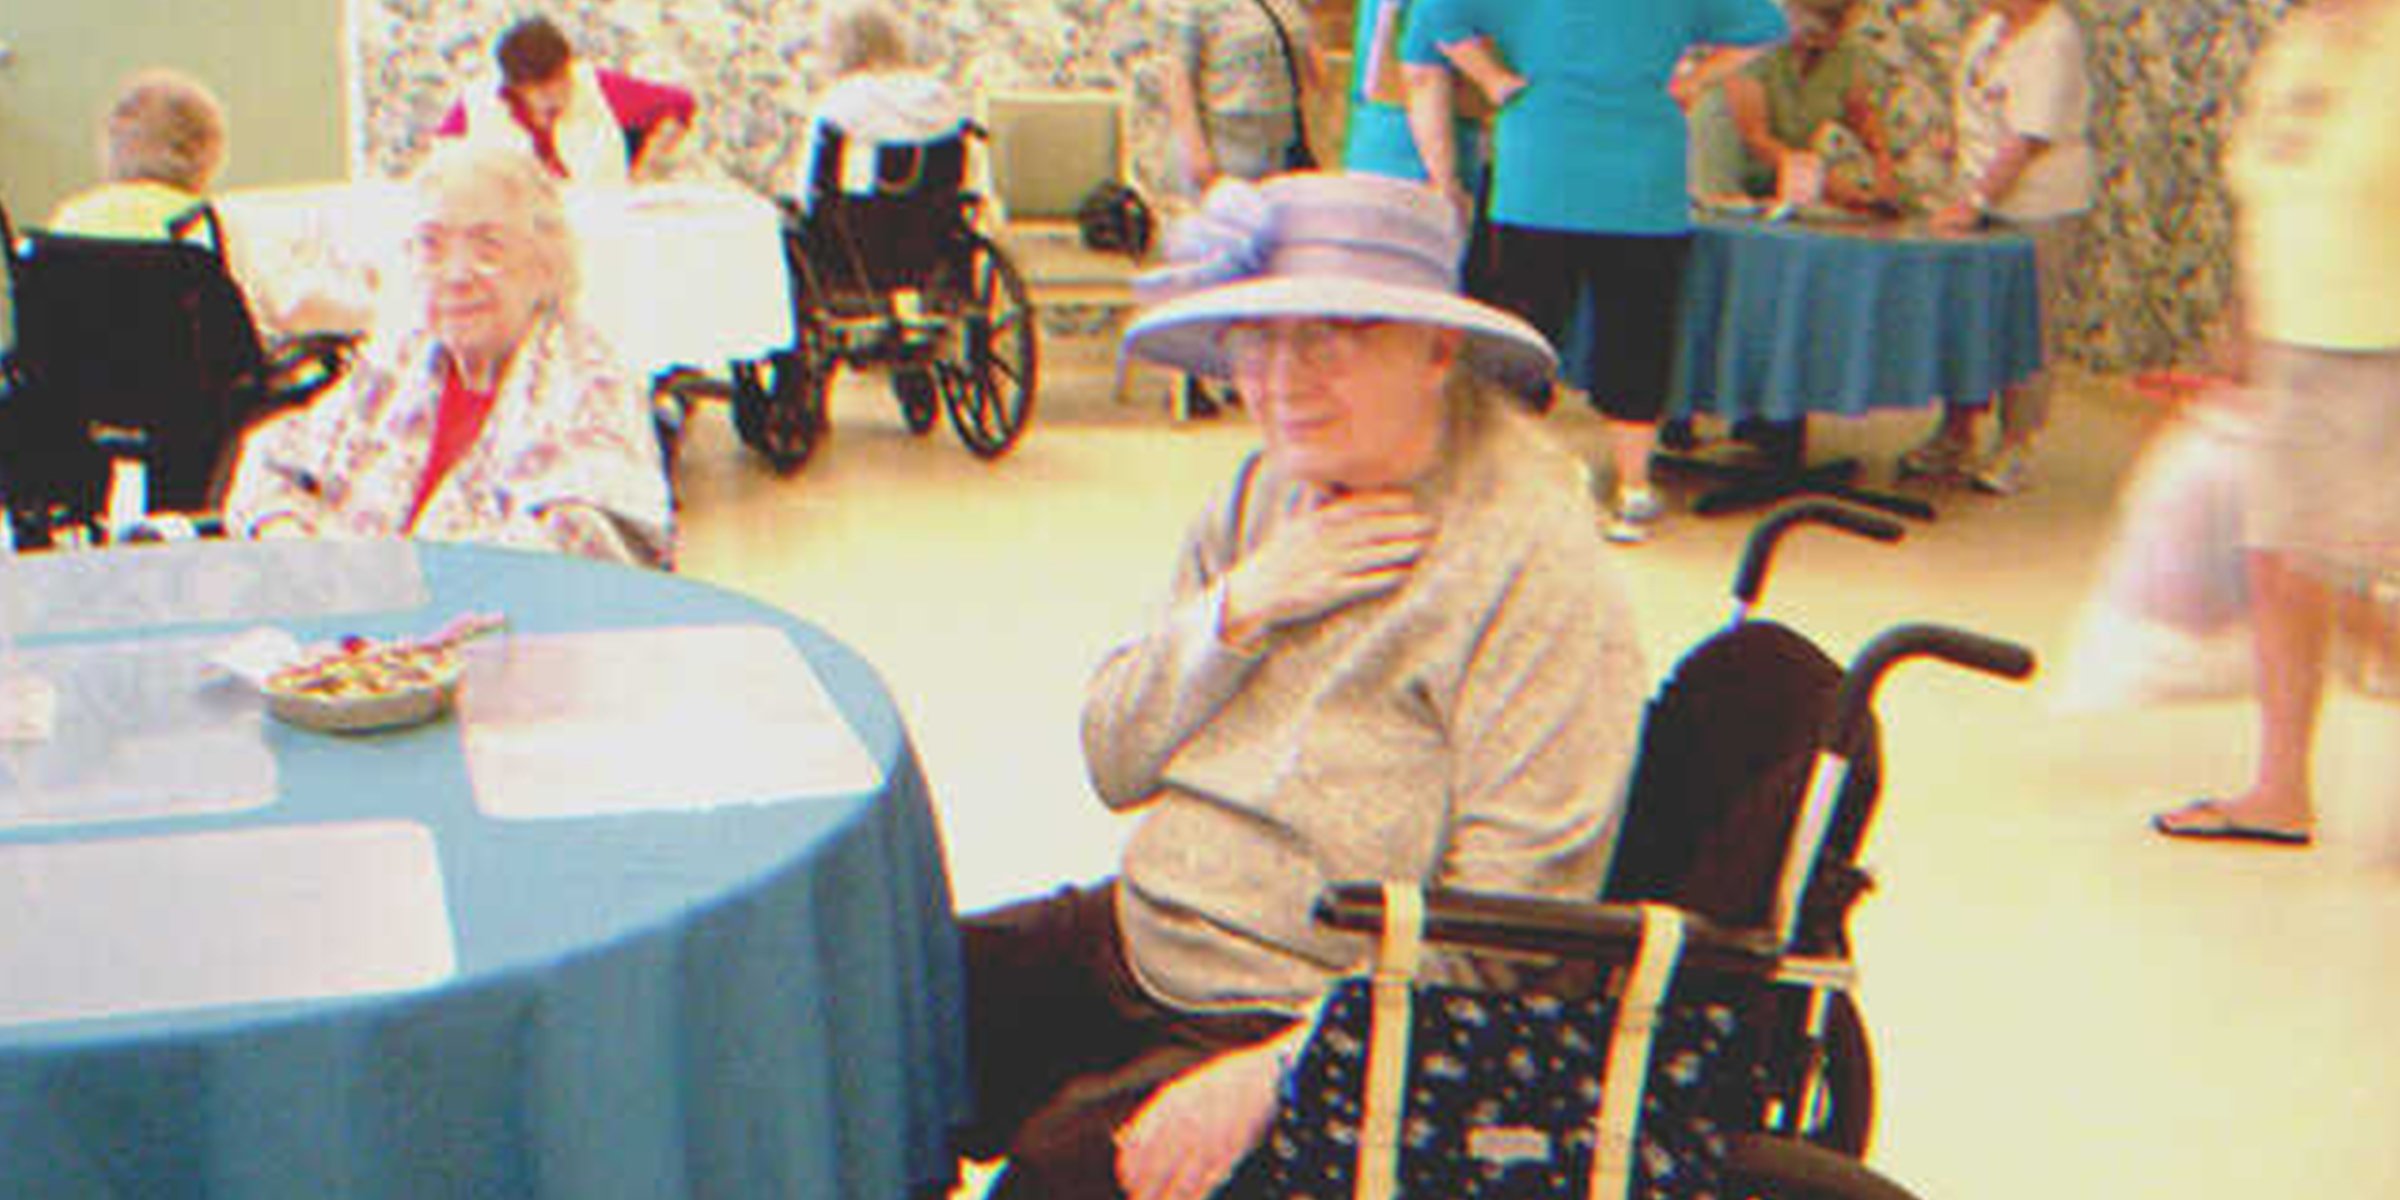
[731,350,829,475]
[892,368,940,435]
[1799,991,1876,1156]
[1722,1135,1922,1200]
[941,232,1036,459]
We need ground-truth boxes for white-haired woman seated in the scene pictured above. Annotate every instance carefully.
[48,69,228,239]
[787,4,968,210]
[223,142,673,567]
[952,172,1647,1199]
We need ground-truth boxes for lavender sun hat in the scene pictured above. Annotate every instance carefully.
[1120,172,1556,396]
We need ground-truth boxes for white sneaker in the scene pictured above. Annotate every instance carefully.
[1970,446,2033,495]
[1604,485,1664,544]
[1897,432,1972,480]
[1616,485,1664,523]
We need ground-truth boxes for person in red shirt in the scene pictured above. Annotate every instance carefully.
[434,15,695,184]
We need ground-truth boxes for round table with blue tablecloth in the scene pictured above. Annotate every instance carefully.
[1672,214,2043,422]
[0,539,966,1198]
[1560,213,2043,517]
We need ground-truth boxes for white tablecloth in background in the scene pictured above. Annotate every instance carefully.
[216,181,795,378]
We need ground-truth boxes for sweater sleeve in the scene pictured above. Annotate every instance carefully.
[1414,519,1643,991]
[1437,532,1645,901]
[1081,469,1274,811]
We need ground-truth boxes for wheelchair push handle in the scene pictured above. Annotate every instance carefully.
[1312,883,1783,979]
[1826,622,2037,752]
[1732,501,1906,610]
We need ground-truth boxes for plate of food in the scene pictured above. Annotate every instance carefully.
[262,614,503,734]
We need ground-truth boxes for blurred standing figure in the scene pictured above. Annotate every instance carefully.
[2153,0,2400,848]
[1159,0,1321,194]
[435,14,696,184]
[1902,0,2094,495]
[48,69,228,239]
[1400,0,1788,543]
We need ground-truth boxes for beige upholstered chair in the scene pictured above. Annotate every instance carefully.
[975,88,1161,405]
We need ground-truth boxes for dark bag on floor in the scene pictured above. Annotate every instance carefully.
[1077,181,1155,258]
[1249,888,1746,1200]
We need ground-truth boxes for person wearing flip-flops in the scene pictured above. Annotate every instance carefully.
[2153,0,2400,849]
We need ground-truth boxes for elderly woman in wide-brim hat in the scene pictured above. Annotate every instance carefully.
[224,142,673,566]
[951,171,1647,1200]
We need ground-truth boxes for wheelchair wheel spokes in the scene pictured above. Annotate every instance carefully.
[731,349,829,475]
[942,233,1035,459]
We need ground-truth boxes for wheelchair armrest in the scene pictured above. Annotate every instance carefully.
[258,332,358,409]
[1313,882,1784,979]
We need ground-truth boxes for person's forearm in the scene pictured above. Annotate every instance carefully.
[1082,576,1265,810]
[1723,76,1792,168]
[1673,45,1766,109]
[1441,38,1523,109]
[1970,133,2043,209]
[1402,63,1463,200]
[1161,59,1216,186]
[632,117,688,180]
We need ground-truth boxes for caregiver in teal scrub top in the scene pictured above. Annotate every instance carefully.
[1403,0,1787,544]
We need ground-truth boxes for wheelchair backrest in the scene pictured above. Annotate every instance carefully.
[800,124,971,297]
[1,208,274,518]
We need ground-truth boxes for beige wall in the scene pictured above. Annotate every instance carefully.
[0,0,346,337]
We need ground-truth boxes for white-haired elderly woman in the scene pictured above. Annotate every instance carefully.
[786,4,967,210]
[48,69,229,240]
[950,173,1646,1200]
[223,142,673,567]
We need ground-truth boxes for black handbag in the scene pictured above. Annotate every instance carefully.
[1250,0,1317,171]
[1252,886,1743,1200]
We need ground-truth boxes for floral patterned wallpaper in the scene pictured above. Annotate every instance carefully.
[349,0,2293,371]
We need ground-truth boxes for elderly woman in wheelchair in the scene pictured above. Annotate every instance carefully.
[950,172,1645,1200]
[725,4,1034,472]
[222,142,673,568]
[48,69,228,241]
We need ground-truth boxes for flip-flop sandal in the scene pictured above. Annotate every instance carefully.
[2151,798,2313,847]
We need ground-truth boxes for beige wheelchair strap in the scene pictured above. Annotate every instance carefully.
[1356,882,1425,1200]
[1588,904,1689,1200]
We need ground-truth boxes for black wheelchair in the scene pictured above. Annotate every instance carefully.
[0,200,350,548]
[731,123,1036,473]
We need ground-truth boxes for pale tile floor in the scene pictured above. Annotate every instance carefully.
[671,342,2399,1200]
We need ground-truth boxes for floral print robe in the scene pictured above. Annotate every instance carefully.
[224,313,674,567]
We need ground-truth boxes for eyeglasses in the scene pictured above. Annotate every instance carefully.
[1217,318,1389,375]
[406,222,520,277]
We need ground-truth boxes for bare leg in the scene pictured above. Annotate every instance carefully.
[2237,550,2332,829]
[1609,418,1657,494]
[2161,549,2329,836]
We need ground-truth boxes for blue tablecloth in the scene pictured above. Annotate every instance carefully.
[0,541,967,1198]
[1672,216,2043,422]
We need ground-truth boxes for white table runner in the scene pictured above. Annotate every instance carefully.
[460,624,882,819]
[0,820,455,1027]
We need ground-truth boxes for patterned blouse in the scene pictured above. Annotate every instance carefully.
[223,314,674,568]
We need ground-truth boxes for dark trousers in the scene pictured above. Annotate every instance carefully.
[958,882,1295,1200]
[1492,225,1692,423]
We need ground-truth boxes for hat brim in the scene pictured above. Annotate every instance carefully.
[1121,276,1557,397]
